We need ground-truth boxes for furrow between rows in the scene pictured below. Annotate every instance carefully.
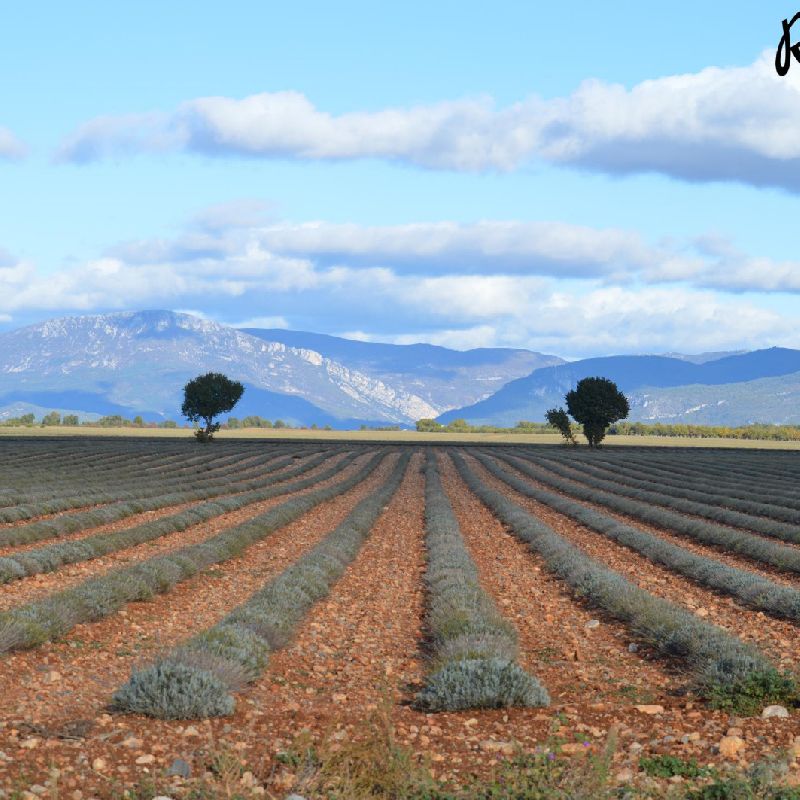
[467,454,800,677]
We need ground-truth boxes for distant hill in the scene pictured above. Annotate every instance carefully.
[2,310,795,429]
[438,348,800,427]
[630,372,800,426]
[0,311,555,427]
[661,350,748,365]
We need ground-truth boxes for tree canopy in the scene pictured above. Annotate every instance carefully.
[545,407,576,445]
[565,376,629,447]
[181,372,245,442]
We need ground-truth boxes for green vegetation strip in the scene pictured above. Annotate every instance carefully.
[450,451,796,714]
[0,449,387,655]
[0,450,353,583]
[498,453,800,576]
[0,447,339,546]
[481,453,800,622]
[414,452,548,711]
[112,451,410,718]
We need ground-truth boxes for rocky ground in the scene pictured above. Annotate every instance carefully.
[0,447,797,799]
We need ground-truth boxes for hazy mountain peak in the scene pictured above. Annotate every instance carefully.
[0,310,550,426]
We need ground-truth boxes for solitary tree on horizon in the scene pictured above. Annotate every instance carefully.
[565,376,629,447]
[181,372,245,442]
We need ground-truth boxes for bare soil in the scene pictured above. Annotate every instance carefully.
[0,445,798,798]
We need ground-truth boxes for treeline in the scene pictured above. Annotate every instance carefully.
[227,416,288,429]
[226,416,332,431]
[7,410,799,441]
[2,412,328,431]
[417,417,800,442]
[1,412,325,431]
[1,413,180,429]
[611,421,800,441]
[416,418,552,434]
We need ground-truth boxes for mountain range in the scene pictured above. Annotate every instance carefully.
[438,349,800,426]
[0,311,558,426]
[0,309,798,428]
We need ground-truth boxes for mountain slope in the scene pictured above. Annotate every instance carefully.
[631,372,800,425]
[438,348,800,427]
[0,311,442,425]
[0,311,553,426]
[242,328,562,412]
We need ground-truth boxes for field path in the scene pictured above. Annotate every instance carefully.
[422,452,687,775]
[233,450,429,764]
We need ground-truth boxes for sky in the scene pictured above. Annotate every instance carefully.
[3,1,800,358]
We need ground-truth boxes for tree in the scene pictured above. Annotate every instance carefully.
[445,418,470,433]
[133,415,144,427]
[181,372,244,442]
[416,418,443,432]
[41,411,61,426]
[565,377,629,447]
[96,415,128,427]
[62,414,79,426]
[545,407,576,445]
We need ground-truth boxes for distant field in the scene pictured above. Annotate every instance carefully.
[2,424,800,448]
[1,437,799,798]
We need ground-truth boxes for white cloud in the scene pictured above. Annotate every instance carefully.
[56,52,800,190]
[233,315,290,329]
[0,126,27,160]
[250,220,659,278]
[3,210,800,359]
[56,112,179,162]
[192,199,275,232]
[113,215,800,295]
[512,286,798,356]
[388,325,500,350]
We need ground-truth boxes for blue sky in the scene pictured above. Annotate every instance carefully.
[3,1,800,357]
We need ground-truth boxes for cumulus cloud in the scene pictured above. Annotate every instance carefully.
[107,215,800,294]
[4,203,800,358]
[233,315,290,329]
[344,325,501,350]
[0,126,27,160]
[56,52,800,189]
[2,235,799,359]
[250,220,661,278]
[513,287,800,358]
